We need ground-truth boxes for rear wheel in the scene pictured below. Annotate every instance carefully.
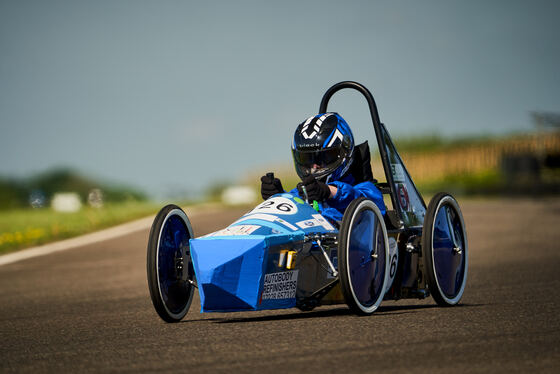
[147,205,195,322]
[422,193,468,306]
[338,198,389,315]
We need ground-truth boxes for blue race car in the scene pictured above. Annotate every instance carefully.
[147,81,468,322]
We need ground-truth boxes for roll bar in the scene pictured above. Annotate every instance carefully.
[318,81,402,225]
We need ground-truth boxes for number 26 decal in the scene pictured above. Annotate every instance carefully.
[251,197,298,215]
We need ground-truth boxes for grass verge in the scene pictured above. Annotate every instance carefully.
[415,169,504,196]
[0,202,161,255]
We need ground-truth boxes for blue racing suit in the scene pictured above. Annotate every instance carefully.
[289,174,386,224]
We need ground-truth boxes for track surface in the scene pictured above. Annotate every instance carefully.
[1,199,559,373]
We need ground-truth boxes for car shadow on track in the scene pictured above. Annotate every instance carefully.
[206,307,353,324]
[182,302,482,324]
[375,302,483,316]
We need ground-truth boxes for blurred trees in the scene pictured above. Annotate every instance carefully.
[0,168,146,210]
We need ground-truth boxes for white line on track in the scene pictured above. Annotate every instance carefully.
[0,204,213,267]
[0,215,154,266]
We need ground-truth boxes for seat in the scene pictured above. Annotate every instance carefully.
[349,141,376,184]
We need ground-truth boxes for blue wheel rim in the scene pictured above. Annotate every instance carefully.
[158,214,191,314]
[348,210,386,307]
[432,204,466,298]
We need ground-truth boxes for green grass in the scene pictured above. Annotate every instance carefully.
[0,201,161,255]
[415,169,504,196]
[393,134,498,153]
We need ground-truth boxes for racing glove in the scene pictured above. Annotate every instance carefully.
[297,175,331,202]
[261,172,284,200]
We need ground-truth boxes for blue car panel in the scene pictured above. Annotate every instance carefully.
[190,194,338,312]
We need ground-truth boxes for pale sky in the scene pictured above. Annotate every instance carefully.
[1,0,559,199]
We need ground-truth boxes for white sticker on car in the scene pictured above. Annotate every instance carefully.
[234,213,298,231]
[250,197,298,215]
[296,218,322,229]
[391,164,405,182]
[206,225,260,237]
[312,214,336,231]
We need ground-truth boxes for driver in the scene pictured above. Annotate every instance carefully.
[261,112,386,223]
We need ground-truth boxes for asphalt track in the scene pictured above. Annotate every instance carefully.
[1,198,559,373]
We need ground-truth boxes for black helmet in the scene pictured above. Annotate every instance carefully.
[291,113,354,182]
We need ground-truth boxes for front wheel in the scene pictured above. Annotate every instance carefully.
[147,204,195,322]
[422,193,468,306]
[338,198,389,315]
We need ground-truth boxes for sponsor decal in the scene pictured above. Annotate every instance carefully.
[312,214,335,231]
[206,225,260,237]
[299,143,320,148]
[295,215,335,231]
[296,218,322,229]
[327,249,338,279]
[261,270,299,300]
[391,164,405,183]
[398,183,410,212]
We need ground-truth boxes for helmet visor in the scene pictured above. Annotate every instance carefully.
[293,148,342,178]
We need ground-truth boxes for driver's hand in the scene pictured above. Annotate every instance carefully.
[298,175,331,202]
[261,172,284,200]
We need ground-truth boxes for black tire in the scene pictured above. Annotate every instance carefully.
[422,193,468,306]
[338,198,389,315]
[147,204,195,322]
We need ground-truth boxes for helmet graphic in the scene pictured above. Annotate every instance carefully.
[292,112,354,182]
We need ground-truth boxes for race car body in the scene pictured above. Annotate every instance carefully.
[189,194,340,312]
